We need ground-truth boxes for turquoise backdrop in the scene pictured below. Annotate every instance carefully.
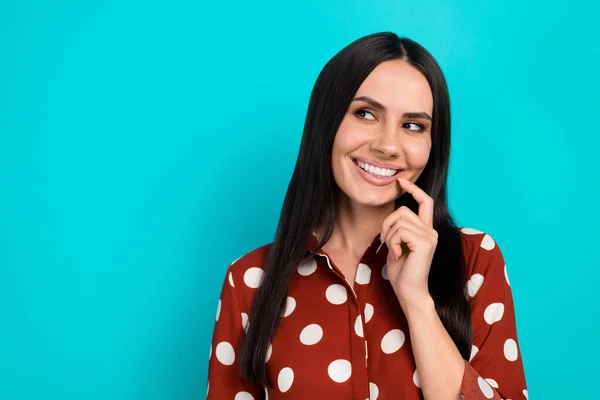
[1,0,598,399]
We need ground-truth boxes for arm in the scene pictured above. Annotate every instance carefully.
[399,294,465,400]
[461,233,528,399]
[399,232,528,400]
[206,263,262,399]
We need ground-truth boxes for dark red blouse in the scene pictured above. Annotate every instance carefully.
[206,227,528,399]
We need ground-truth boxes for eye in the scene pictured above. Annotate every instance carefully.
[403,122,426,132]
[354,108,376,121]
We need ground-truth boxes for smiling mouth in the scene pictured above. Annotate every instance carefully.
[352,158,403,178]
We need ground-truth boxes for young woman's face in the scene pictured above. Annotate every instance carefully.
[331,59,434,208]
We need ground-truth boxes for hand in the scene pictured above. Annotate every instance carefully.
[380,178,438,305]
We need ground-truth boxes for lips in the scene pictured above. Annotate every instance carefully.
[351,158,404,186]
[351,157,404,171]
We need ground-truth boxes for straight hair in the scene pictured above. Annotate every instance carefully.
[239,32,471,388]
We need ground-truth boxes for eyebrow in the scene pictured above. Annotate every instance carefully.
[352,96,432,121]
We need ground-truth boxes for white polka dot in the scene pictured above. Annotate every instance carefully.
[480,234,496,250]
[244,267,264,288]
[364,303,374,323]
[297,257,317,276]
[469,345,479,362]
[467,274,484,297]
[328,359,352,383]
[277,367,294,393]
[369,382,379,400]
[382,264,389,280]
[326,284,347,305]
[216,299,221,321]
[229,271,235,287]
[413,369,420,388]
[477,377,494,398]
[381,329,405,354]
[484,303,505,324]
[241,313,248,332]
[265,343,272,363]
[485,378,498,388]
[356,263,371,284]
[365,340,368,360]
[354,315,364,337]
[504,264,510,286]
[234,392,255,400]
[284,296,296,317]
[216,341,235,365]
[504,338,519,361]
[300,324,323,345]
[461,227,483,235]
[264,387,269,400]
[523,389,529,399]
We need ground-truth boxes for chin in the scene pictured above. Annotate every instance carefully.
[350,191,396,207]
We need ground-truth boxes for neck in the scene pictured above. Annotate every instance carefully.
[316,193,395,259]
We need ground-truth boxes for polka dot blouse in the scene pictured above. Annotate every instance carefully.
[207,227,528,399]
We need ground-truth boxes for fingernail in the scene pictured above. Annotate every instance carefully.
[380,232,384,243]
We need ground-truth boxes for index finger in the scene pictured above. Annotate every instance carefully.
[397,178,434,227]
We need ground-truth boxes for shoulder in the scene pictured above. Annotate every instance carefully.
[229,241,270,265]
[220,242,273,310]
[457,227,498,253]
[226,242,273,280]
[457,227,506,277]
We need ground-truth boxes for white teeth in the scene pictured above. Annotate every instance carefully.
[356,160,398,177]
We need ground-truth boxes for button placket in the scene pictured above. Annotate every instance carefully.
[317,251,371,399]
[317,252,360,304]
[353,262,373,400]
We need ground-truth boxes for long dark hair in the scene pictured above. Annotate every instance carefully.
[239,31,471,387]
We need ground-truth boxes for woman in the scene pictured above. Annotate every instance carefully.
[206,32,528,399]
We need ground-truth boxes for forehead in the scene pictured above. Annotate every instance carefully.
[354,60,433,114]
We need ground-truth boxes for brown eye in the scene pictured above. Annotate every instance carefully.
[354,108,376,121]
[404,122,425,132]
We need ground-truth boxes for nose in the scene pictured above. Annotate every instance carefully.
[369,121,401,159]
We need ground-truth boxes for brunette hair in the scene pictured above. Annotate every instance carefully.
[239,31,470,387]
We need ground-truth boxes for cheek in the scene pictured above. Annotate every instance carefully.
[331,124,362,182]
[404,140,432,167]
[332,120,369,155]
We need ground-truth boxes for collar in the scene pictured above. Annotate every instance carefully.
[303,230,389,265]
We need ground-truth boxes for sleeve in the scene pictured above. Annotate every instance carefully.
[206,263,262,399]
[460,233,529,400]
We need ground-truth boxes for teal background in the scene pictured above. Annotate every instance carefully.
[1,0,598,399]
